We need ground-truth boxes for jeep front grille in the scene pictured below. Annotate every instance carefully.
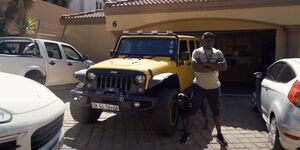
[97,75,132,92]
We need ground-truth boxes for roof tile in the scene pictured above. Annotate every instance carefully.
[60,9,105,25]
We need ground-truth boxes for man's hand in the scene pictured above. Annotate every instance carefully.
[206,58,227,71]
[192,60,213,72]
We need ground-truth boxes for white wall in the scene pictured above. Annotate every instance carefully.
[68,0,96,12]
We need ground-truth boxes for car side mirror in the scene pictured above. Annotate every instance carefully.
[110,49,115,57]
[253,72,262,79]
[180,52,189,60]
[82,55,88,61]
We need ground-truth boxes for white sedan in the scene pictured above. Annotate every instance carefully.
[0,72,65,150]
[255,58,300,150]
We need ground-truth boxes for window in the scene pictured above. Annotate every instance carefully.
[62,45,81,61]
[189,40,195,53]
[265,62,286,81]
[180,40,188,52]
[96,1,102,9]
[117,38,176,56]
[196,40,200,48]
[45,42,62,59]
[277,65,296,83]
[0,41,40,56]
[22,43,40,56]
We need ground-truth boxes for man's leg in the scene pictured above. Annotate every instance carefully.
[200,101,208,129]
[207,88,228,146]
[180,84,204,144]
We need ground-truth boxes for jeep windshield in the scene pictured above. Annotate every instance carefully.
[116,37,177,58]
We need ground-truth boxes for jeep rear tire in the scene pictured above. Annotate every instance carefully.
[152,88,179,136]
[70,102,102,124]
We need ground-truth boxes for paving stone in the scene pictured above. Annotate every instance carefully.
[52,87,269,150]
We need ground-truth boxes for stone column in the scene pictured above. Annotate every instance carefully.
[285,25,300,58]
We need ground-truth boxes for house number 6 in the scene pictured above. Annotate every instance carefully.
[112,21,117,27]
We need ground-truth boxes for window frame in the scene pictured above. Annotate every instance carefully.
[62,44,82,61]
[265,62,287,82]
[276,63,296,83]
[45,42,62,59]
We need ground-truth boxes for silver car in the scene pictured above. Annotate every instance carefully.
[257,58,300,149]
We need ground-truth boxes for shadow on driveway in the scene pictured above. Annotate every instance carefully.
[61,95,268,150]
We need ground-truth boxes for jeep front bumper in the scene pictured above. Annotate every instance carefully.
[70,87,158,111]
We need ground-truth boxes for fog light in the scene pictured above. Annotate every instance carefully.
[133,102,140,108]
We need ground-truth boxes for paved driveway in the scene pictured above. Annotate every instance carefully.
[50,86,270,150]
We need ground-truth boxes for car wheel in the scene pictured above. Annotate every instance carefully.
[70,101,102,124]
[268,117,284,150]
[251,92,259,112]
[152,88,179,136]
[25,71,45,85]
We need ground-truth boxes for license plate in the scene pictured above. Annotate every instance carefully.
[91,102,120,111]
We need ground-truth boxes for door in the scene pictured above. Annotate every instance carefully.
[260,62,286,116]
[177,40,194,91]
[44,42,69,85]
[61,44,87,83]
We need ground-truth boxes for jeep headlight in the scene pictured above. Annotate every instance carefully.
[0,109,12,124]
[87,72,97,81]
[135,75,146,85]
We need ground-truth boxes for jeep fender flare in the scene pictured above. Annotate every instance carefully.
[148,73,180,90]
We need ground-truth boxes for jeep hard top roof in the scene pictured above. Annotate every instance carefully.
[120,33,197,39]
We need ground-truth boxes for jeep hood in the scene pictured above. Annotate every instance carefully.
[89,58,176,73]
[0,72,59,114]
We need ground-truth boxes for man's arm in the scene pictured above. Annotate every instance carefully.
[207,52,227,71]
[192,58,213,72]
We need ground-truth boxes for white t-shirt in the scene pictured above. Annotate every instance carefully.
[192,47,225,89]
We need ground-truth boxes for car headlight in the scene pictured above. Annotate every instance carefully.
[0,109,12,123]
[135,75,146,85]
[87,72,97,81]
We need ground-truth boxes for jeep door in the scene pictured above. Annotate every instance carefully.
[177,39,194,91]
[43,42,69,85]
[60,44,87,83]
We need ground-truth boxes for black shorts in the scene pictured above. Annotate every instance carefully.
[188,84,221,116]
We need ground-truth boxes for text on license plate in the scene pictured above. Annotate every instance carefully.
[91,102,120,111]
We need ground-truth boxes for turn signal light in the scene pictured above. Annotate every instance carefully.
[288,80,300,108]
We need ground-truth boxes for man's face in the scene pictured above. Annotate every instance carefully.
[202,36,214,48]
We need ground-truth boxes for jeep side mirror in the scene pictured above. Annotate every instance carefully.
[110,49,115,57]
[82,55,88,61]
[180,52,189,60]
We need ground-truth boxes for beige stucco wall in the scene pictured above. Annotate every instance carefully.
[62,24,115,62]
[6,0,76,41]
[105,5,300,59]
[28,0,77,36]
[130,18,286,60]
[106,5,300,31]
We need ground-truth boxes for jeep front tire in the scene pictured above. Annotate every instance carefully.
[152,88,179,136]
[70,101,102,124]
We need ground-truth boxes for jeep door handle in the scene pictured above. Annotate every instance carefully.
[67,62,72,66]
[48,61,56,65]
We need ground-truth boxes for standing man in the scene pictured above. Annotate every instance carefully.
[180,32,228,146]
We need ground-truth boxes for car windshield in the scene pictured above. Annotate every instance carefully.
[116,37,177,57]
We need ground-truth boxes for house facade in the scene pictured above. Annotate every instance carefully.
[61,0,300,88]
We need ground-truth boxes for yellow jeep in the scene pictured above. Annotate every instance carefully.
[70,32,200,136]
